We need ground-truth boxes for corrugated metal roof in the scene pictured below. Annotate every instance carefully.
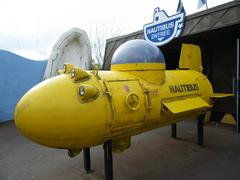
[103,0,240,70]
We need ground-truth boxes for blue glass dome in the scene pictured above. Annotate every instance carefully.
[111,40,165,65]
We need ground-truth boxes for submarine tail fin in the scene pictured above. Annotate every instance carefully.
[162,96,212,114]
[210,93,234,99]
[179,44,203,72]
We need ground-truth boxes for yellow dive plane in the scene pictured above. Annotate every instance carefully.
[14,40,231,168]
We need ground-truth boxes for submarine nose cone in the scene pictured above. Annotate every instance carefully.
[14,75,76,146]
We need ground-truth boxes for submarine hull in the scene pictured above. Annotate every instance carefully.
[15,69,213,150]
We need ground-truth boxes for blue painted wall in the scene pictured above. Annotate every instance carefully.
[0,50,47,122]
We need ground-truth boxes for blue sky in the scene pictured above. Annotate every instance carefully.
[0,0,233,59]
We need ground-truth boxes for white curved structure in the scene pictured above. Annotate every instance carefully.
[44,27,92,79]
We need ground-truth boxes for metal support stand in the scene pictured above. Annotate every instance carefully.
[103,140,113,180]
[171,123,177,139]
[83,147,92,173]
[197,115,204,146]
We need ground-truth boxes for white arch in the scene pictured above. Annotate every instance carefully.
[44,27,92,79]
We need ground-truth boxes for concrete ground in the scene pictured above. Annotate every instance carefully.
[0,119,240,180]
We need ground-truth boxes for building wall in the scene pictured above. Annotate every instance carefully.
[0,50,47,122]
[207,39,236,113]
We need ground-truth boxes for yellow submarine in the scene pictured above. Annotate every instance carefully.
[14,40,231,156]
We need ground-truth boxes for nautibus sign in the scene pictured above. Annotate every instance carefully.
[169,84,200,94]
[144,7,185,46]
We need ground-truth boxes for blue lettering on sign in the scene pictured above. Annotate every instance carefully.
[143,7,185,46]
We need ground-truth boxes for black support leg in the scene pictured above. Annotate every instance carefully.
[197,114,205,146]
[83,147,92,173]
[171,123,177,139]
[103,140,113,180]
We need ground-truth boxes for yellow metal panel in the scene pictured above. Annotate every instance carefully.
[211,93,234,98]
[204,111,211,123]
[111,63,165,71]
[105,80,145,131]
[162,96,211,114]
[179,44,203,72]
[221,113,236,125]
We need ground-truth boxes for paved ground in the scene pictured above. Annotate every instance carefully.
[0,119,240,180]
